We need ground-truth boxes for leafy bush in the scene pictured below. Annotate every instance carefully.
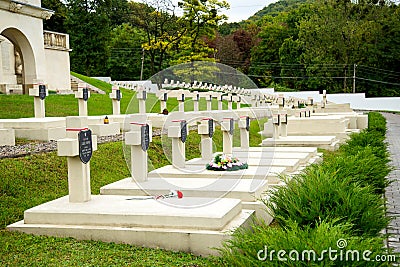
[367,112,387,136]
[324,146,391,194]
[266,164,389,236]
[220,219,391,266]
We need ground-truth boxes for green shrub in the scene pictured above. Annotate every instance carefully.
[266,164,389,236]
[340,131,387,158]
[367,112,387,136]
[220,219,392,266]
[324,146,391,194]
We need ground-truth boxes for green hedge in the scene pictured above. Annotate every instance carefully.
[221,112,394,265]
[220,219,390,266]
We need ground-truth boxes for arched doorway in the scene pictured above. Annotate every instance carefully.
[0,28,37,94]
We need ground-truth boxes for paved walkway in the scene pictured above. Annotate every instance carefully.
[383,112,400,255]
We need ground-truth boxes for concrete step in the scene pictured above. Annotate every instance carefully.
[7,195,254,256]
[261,136,339,151]
[147,165,287,181]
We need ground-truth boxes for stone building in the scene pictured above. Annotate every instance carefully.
[0,0,71,94]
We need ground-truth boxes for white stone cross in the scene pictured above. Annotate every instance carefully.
[109,85,122,115]
[221,118,234,156]
[198,118,214,160]
[29,79,47,118]
[238,116,250,149]
[57,116,98,203]
[125,122,152,182]
[168,120,187,168]
[75,83,90,116]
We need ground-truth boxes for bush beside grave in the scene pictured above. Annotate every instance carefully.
[221,112,394,265]
[220,219,390,267]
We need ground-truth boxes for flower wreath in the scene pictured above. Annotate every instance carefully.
[206,153,248,171]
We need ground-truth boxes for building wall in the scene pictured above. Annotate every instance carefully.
[44,48,71,91]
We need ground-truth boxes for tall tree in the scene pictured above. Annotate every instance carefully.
[107,24,148,80]
[65,0,110,76]
[129,0,184,76]
[171,0,229,64]
[41,0,67,32]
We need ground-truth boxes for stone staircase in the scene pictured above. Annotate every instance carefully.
[69,75,106,95]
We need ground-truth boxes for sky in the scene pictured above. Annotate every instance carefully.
[222,0,278,22]
[168,0,279,23]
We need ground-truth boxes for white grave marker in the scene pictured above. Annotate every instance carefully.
[238,116,250,149]
[125,122,152,182]
[168,120,187,168]
[75,83,90,116]
[29,79,48,118]
[109,85,122,115]
[57,116,98,203]
[198,118,214,160]
[221,118,234,155]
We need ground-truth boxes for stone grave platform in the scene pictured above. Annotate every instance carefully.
[261,136,340,151]
[186,157,301,173]
[87,116,120,136]
[0,117,66,141]
[147,165,287,182]
[0,125,15,145]
[100,177,274,222]
[8,195,253,256]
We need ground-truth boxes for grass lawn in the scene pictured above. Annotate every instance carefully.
[0,73,237,119]
[0,118,266,266]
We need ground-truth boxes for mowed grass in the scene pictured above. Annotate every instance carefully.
[0,72,240,119]
[0,118,265,266]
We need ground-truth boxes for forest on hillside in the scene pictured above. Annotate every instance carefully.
[43,0,400,97]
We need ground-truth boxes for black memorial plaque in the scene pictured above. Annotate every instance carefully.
[141,124,150,151]
[83,88,89,101]
[78,129,93,164]
[142,91,147,100]
[181,94,185,102]
[39,84,46,100]
[196,94,200,101]
[208,119,214,138]
[163,92,168,101]
[180,120,187,143]
[209,95,212,101]
[116,90,121,101]
[229,118,234,135]
[246,116,250,131]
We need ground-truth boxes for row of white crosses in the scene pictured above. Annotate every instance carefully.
[163,78,252,96]
[156,89,242,113]
[125,115,251,182]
